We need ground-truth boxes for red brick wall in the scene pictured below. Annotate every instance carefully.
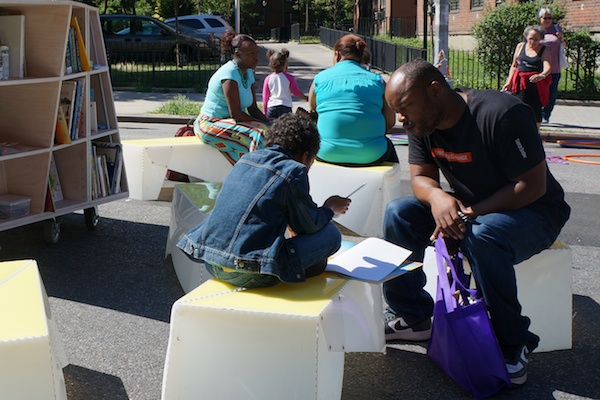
[413,0,600,37]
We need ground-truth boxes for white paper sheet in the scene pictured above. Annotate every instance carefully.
[325,237,413,282]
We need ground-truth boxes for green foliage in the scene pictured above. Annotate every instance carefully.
[564,30,600,95]
[471,3,566,81]
[377,35,423,49]
[80,0,155,15]
[312,0,354,27]
[152,94,202,116]
[299,36,321,44]
[158,0,198,19]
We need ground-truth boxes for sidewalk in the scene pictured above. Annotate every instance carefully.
[113,42,600,142]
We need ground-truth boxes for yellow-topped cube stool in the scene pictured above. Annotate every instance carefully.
[308,161,401,237]
[0,259,67,400]
[422,240,572,353]
[161,276,385,400]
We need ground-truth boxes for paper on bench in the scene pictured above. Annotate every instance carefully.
[325,237,415,282]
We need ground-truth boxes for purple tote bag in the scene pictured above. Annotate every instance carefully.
[427,238,510,399]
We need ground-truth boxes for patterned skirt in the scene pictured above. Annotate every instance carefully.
[195,115,268,165]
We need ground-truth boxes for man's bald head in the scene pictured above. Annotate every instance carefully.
[387,59,449,99]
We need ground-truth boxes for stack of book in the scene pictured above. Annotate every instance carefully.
[91,142,123,199]
[64,17,91,75]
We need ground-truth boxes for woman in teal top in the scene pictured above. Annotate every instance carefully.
[308,34,396,166]
[195,32,270,165]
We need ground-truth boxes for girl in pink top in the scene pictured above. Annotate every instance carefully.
[262,48,308,119]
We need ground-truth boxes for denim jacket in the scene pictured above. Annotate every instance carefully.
[177,145,334,283]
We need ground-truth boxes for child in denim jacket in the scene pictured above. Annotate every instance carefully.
[177,113,351,288]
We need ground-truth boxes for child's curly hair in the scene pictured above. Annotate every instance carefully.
[265,113,320,159]
[266,48,290,72]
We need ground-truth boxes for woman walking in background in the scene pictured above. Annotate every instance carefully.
[195,32,270,165]
[538,7,566,124]
[502,25,552,130]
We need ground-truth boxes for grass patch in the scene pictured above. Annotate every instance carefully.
[152,94,203,116]
[152,94,266,116]
[299,36,321,44]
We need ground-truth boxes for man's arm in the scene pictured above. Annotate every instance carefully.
[414,159,548,241]
[465,160,547,217]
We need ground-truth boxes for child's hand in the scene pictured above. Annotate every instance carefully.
[324,195,351,215]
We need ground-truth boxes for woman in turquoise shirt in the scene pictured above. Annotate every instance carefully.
[308,34,396,166]
[195,32,270,165]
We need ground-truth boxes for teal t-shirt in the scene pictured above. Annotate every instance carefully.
[201,60,256,118]
[313,60,387,164]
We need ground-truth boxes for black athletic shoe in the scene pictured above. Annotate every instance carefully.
[384,310,432,342]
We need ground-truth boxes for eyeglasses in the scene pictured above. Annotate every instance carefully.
[541,17,552,20]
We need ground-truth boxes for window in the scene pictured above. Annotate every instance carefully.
[205,18,225,28]
[180,19,206,30]
[470,0,484,8]
[450,0,460,11]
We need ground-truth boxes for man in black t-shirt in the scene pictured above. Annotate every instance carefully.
[382,59,570,386]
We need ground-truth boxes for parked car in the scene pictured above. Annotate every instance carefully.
[166,22,220,57]
[100,14,212,63]
[164,14,232,38]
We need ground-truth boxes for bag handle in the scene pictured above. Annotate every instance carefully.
[434,238,478,312]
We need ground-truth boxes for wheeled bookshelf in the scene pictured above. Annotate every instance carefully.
[0,0,128,243]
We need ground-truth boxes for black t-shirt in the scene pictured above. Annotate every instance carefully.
[409,88,570,228]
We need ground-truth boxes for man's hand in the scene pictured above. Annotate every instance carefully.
[324,195,351,215]
[429,192,469,241]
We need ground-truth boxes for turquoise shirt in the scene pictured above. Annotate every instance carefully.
[201,60,256,118]
[313,60,387,164]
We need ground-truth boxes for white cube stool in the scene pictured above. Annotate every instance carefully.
[122,137,233,200]
[308,161,401,238]
[161,277,385,400]
[165,183,222,293]
[0,259,68,400]
[423,240,572,352]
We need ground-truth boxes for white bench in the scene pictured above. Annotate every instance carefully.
[161,276,384,400]
[308,161,401,238]
[122,137,401,238]
[122,137,233,201]
[0,259,68,400]
[422,240,572,352]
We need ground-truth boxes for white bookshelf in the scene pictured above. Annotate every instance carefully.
[0,0,128,242]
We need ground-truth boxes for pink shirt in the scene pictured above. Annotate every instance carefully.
[262,72,304,109]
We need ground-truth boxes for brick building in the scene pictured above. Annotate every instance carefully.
[386,0,600,49]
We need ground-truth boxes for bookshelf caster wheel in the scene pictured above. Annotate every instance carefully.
[84,207,99,231]
[43,217,62,244]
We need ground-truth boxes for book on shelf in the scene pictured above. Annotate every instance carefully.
[325,237,420,283]
[64,28,74,74]
[71,16,91,72]
[60,80,77,136]
[0,142,37,155]
[48,153,64,204]
[55,107,71,144]
[0,15,26,78]
[70,78,85,139]
[93,142,122,194]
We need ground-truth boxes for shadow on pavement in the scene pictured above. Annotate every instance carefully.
[0,213,184,323]
[64,365,129,400]
[342,294,599,399]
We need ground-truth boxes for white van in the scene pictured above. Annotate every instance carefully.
[164,15,232,38]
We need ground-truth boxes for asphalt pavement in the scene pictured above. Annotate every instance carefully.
[1,43,599,400]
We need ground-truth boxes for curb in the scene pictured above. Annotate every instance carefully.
[117,114,599,143]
